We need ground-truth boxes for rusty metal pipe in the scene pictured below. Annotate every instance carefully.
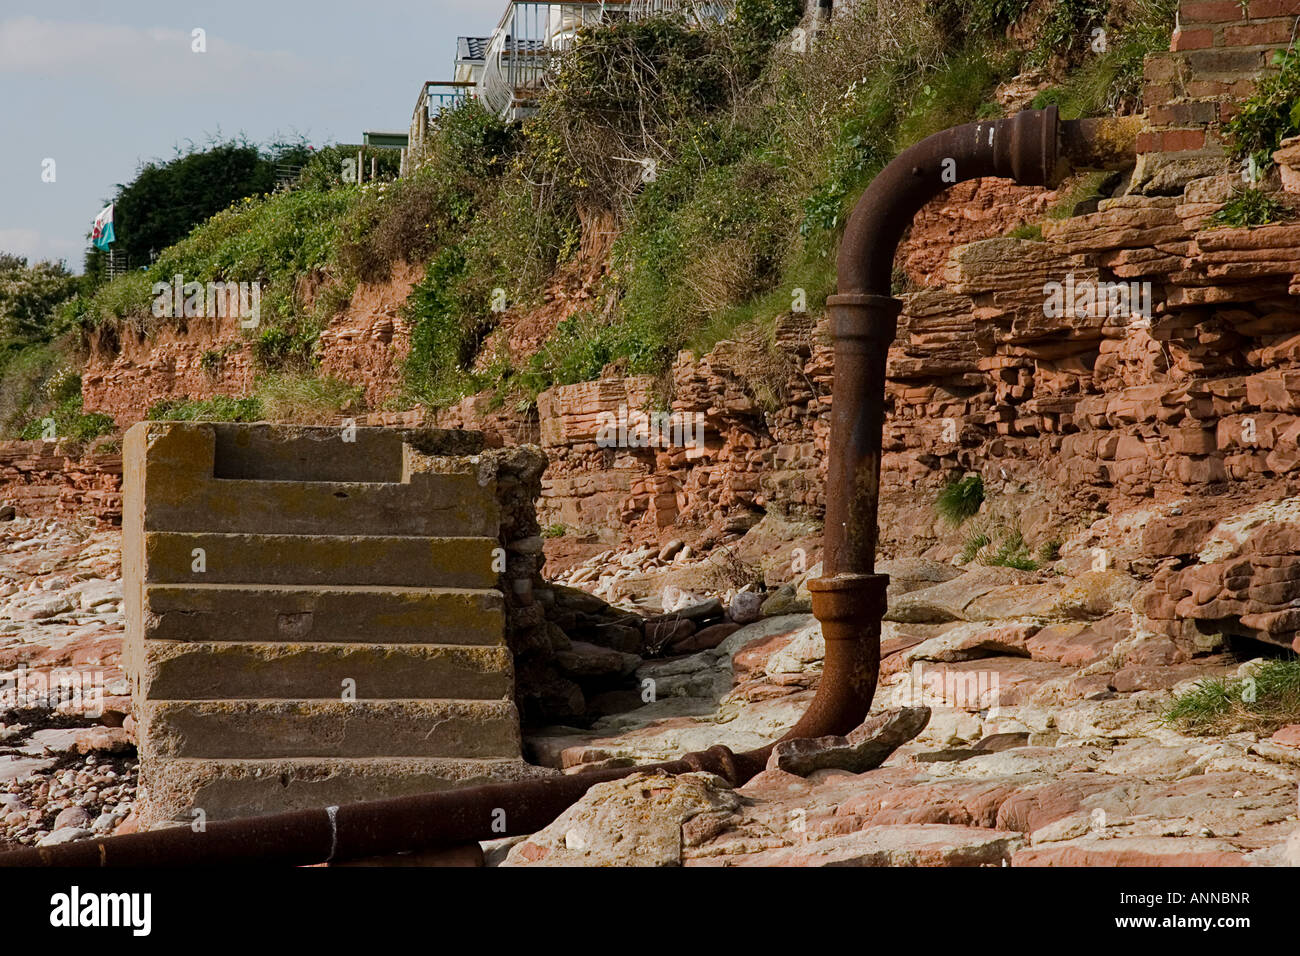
[0,107,1133,868]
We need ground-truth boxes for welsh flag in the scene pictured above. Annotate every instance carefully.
[91,203,115,250]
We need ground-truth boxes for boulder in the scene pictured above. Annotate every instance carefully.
[727,590,764,625]
[1049,569,1140,619]
[52,806,91,830]
[761,582,812,616]
[669,622,740,655]
[553,641,640,680]
[502,772,740,867]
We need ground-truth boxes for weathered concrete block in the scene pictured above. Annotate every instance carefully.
[142,584,504,645]
[141,641,514,700]
[143,757,555,824]
[124,421,532,825]
[139,699,521,759]
[141,532,498,588]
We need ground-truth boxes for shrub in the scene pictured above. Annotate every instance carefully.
[0,256,82,341]
[296,145,401,192]
[1222,47,1300,169]
[336,172,471,283]
[111,140,279,266]
[959,522,1039,569]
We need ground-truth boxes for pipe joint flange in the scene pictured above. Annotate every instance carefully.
[826,294,903,343]
[808,572,889,626]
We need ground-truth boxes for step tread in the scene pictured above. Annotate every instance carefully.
[139,755,555,823]
[144,582,500,594]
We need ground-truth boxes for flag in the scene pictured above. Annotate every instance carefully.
[92,203,115,250]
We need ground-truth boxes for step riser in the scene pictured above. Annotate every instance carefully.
[142,642,514,700]
[143,475,498,538]
[140,757,550,823]
[143,533,499,588]
[140,699,521,759]
[143,585,504,645]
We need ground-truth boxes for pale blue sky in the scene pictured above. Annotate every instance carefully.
[0,1,501,271]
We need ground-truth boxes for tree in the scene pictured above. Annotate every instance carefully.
[111,141,283,265]
[0,255,80,342]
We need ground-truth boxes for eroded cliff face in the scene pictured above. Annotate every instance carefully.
[81,262,425,422]
[76,0,1300,591]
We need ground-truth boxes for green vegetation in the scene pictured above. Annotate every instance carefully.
[959,522,1040,569]
[145,373,360,426]
[1166,658,1300,735]
[981,528,1039,570]
[1209,187,1291,228]
[936,474,986,526]
[0,255,99,437]
[1222,47,1300,170]
[15,369,114,442]
[61,0,1178,425]
[1006,223,1044,241]
[542,523,568,539]
[99,139,327,270]
[256,373,362,423]
[147,395,264,422]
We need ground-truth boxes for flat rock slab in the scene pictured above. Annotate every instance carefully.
[686,824,1025,867]
[886,566,1041,624]
[1013,836,1248,866]
[0,754,55,784]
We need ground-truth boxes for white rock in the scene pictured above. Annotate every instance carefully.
[36,826,93,846]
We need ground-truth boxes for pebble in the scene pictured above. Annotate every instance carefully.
[53,806,91,830]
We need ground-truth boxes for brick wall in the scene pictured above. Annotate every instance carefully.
[1140,0,1300,164]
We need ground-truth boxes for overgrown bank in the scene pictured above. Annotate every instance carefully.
[5,0,1176,435]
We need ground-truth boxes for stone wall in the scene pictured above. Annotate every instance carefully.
[0,439,122,525]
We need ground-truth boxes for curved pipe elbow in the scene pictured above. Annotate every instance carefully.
[837,106,1061,295]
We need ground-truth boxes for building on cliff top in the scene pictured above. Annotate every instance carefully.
[404,0,736,170]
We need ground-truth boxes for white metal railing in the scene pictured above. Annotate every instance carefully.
[478,0,734,121]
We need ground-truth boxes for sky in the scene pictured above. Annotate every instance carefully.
[0,0,501,272]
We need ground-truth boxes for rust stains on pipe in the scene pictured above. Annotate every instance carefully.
[0,107,1135,868]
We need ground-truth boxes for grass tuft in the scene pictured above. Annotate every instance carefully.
[936,474,985,526]
[1165,658,1300,735]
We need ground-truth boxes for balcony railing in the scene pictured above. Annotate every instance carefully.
[407,80,478,163]
[478,1,733,121]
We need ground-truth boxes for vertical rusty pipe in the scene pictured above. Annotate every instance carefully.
[796,107,1063,744]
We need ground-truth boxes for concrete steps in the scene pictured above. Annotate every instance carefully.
[125,422,534,825]
[141,532,499,588]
